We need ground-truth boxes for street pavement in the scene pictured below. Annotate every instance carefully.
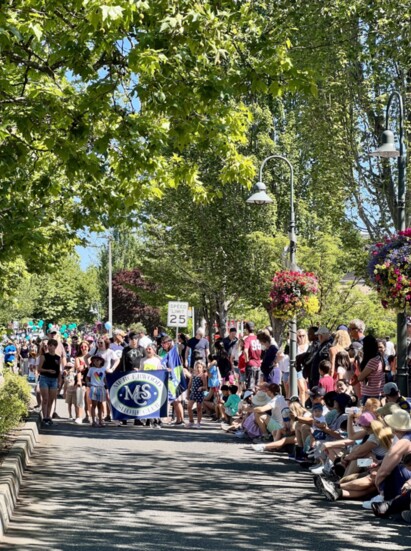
[2,398,411,551]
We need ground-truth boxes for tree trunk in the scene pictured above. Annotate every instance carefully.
[267,309,286,347]
[215,292,228,339]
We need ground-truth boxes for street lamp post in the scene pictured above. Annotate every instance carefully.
[246,155,298,399]
[370,91,408,396]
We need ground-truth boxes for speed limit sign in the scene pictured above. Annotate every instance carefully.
[167,302,189,327]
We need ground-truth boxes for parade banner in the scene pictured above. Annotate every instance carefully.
[106,370,169,420]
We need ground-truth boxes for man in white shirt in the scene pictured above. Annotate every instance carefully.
[138,329,153,349]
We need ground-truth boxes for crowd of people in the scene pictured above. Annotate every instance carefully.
[3,318,411,524]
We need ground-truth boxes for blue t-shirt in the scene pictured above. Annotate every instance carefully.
[208,365,220,388]
[4,344,17,363]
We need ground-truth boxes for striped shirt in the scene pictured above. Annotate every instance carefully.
[360,356,384,397]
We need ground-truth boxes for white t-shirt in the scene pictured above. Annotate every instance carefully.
[385,341,395,356]
[270,394,288,426]
[93,348,118,371]
[88,366,107,387]
[277,356,290,374]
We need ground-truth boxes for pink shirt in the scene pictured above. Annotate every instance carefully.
[319,375,335,393]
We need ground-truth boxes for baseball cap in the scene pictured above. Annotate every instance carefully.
[309,386,325,397]
[383,382,399,396]
[315,326,330,335]
[337,324,348,331]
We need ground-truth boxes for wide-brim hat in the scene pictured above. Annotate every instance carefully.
[252,391,271,406]
[385,408,411,431]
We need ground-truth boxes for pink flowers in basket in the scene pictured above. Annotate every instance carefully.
[368,229,411,310]
[269,271,319,320]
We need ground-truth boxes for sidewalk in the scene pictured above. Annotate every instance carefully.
[2,401,411,550]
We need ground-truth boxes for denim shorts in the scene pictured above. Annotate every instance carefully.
[297,371,304,380]
[282,372,290,383]
[39,375,58,390]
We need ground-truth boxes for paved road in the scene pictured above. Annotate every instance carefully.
[2,400,411,551]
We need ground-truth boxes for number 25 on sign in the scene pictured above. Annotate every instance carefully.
[167,302,189,327]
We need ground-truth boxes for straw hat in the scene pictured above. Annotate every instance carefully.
[385,408,411,432]
[252,391,271,407]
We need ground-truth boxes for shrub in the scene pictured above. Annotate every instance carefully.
[0,372,31,439]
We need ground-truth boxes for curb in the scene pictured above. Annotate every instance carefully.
[0,412,40,537]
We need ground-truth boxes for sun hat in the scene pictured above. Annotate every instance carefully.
[376,402,401,417]
[385,408,411,432]
[252,391,271,406]
[357,412,376,427]
[243,390,253,400]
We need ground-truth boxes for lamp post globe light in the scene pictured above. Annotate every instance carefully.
[247,155,298,398]
[370,91,408,396]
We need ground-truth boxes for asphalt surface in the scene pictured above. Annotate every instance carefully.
[2,398,411,551]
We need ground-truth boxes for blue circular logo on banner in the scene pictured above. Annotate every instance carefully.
[110,372,167,417]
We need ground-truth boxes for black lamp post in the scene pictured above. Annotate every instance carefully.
[370,91,408,396]
[246,155,298,398]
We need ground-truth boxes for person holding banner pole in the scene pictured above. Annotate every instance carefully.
[117,332,146,426]
[161,335,187,426]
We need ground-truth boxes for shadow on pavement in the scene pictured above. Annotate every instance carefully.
[2,419,411,551]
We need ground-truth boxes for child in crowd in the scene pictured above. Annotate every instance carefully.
[276,349,290,398]
[319,361,335,393]
[202,354,221,418]
[186,360,208,429]
[87,355,107,427]
[64,362,80,420]
[311,404,327,444]
[221,385,241,424]
[214,384,231,422]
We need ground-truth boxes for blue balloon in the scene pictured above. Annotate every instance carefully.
[104,321,112,330]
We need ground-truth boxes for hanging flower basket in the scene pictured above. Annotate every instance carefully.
[368,228,411,310]
[269,270,319,320]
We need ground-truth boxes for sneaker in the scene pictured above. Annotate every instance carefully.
[313,475,324,493]
[310,464,325,475]
[119,420,128,426]
[372,501,392,518]
[251,444,266,453]
[154,423,162,429]
[185,422,195,428]
[195,423,202,429]
[220,422,231,431]
[320,477,342,501]
[362,495,384,510]
[74,418,83,425]
[134,419,144,426]
[234,430,246,438]
[83,417,90,424]
[173,421,184,426]
[104,415,111,422]
[401,510,411,523]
